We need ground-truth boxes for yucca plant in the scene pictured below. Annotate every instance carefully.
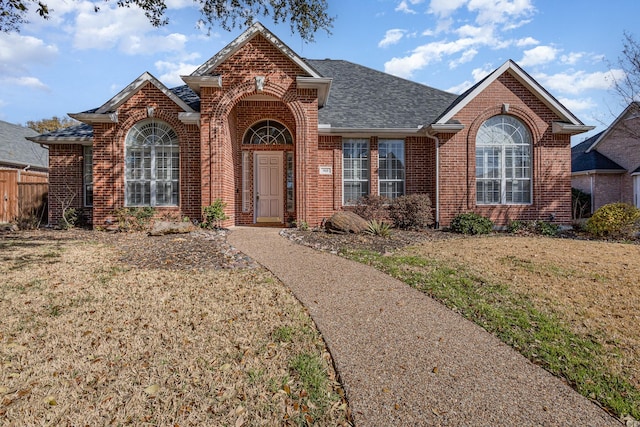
[365,219,393,238]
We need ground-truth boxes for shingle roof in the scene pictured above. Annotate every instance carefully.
[0,120,48,169]
[306,59,459,129]
[571,132,625,173]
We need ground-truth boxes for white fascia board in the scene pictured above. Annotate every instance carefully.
[437,60,584,126]
[572,169,626,176]
[181,75,222,95]
[69,113,118,124]
[96,72,196,114]
[318,126,423,137]
[297,77,332,107]
[178,112,201,126]
[26,135,93,146]
[585,102,640,152]
[552,122,595,135]
[192,22,321,78]
[423,123,465,136]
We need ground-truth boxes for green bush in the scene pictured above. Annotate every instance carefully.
[115,207,155,231]
[201,199,229,229]
[388,194,434,230]
[507,220,559,237]
[586,203,640,238]
[449,212,494,235]
[353,195,390,222]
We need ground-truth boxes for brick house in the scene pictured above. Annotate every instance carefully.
[29,22,593,229]
[572,102,640,213]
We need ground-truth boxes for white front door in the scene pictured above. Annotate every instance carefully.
[255,152,283,223]
[634,175,640,208]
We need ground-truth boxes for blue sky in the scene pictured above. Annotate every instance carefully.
[1,0,638,142]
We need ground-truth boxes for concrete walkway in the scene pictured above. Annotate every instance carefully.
[228,227,621,426]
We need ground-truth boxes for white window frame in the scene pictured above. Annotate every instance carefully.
[124,119,180,207]
[242,151,251,212]
[343,139,370,205]
[83,146,93,207]
[476,115,532,205]
[378,139,405,199]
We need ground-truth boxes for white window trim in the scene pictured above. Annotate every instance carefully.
[378,139,405,199]
[476,116,532,205]
[342,139,370,205]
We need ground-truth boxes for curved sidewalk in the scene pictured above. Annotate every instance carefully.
[228,226,621,426]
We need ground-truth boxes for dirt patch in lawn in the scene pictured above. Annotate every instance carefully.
[0,230,351,426]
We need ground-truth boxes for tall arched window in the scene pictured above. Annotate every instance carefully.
[125,119,179,206]
[243,120,293,145]
[476,115,532,204]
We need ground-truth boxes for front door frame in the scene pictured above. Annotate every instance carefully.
[254,151,284,223]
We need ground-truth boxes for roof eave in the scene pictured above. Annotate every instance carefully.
[572,169,626,176]
[26,135,93,146]
[180,75,223,96]
[297,77,332,108]
[552,123,595,135]
[318,125,424,136]
[69,113,118,124]
[421,123,465,136]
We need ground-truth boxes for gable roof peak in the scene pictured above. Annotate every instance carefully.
[189,21,321,78]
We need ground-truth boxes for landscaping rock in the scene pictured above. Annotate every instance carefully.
[148,221,196,236]
[325,211,368,234]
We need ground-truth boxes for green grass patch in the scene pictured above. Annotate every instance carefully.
[344,249,640,419]
[290,352,336,422]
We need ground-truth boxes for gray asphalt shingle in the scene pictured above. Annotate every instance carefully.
[0,120,48,169]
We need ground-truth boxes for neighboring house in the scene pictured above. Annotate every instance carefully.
[572,102,640,213]
[0,120,48,172]
[28,23,593,229]
[0,120,49,223]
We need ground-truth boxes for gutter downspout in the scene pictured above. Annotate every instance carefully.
[424,132,440,228]
[589,173,594,215]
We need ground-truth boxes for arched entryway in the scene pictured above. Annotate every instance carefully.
[240,119,295,225]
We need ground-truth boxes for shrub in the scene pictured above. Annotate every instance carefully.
[572,188,591,219]
[365,219,393,238]
[201,199,229,229]
[586,203,640,238]
[507,220,559,237]
[450,212,494,235]
[353,195,390,222]
[61,207,79,230]
[388,194,434,230]
[115,207,155,231]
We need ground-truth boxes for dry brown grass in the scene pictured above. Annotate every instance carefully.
[0,232,350,426]
[402,235,640,389]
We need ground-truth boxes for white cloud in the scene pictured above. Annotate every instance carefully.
[449,49,478,68]
[558,97,596,112]
[516,36,538,47]
[396,0,425,14]
[1,77,50,91]
[428,0,468,17]
[446,64,494,93]
[379,29,406,48]
[534,69,625,95]
[0,33,58,75]
[384,37,478,77]
[561,52,584,65]
[72,4,189,55]
[155,60,199,87]
[468,0,535,27]
[519,45,559,67]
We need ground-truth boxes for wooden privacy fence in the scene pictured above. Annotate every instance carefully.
[0,169,48,223]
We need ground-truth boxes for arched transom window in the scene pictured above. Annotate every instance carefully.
[125,119,179,207]
[476,115,532,204]
[243,120,293,145]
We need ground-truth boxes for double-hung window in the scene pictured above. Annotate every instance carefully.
[378,139,405,199]
[343,139,369,205]
[125,119,179,207]
[476,115,532,204]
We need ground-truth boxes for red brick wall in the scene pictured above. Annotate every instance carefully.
[438,72,572,227]
[47,144,83,226]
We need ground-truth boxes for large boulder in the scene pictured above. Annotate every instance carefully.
[148,221,196,236]
[325,211,368,234]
